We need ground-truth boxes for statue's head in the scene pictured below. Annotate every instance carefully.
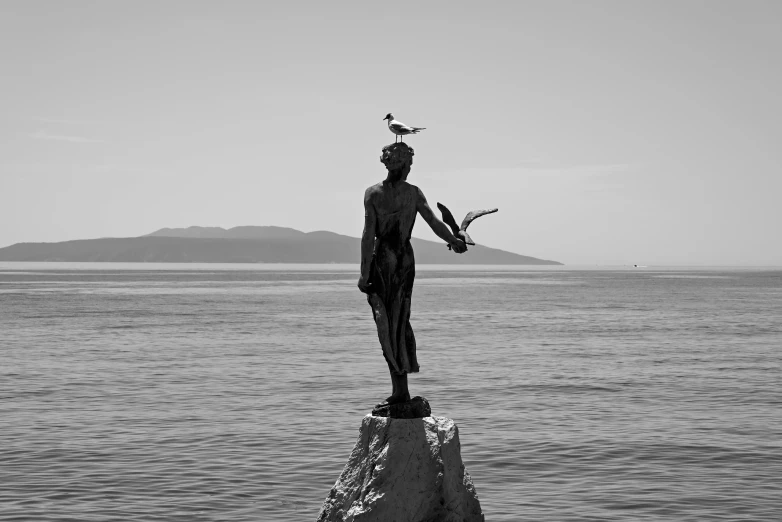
[380,143,414,181]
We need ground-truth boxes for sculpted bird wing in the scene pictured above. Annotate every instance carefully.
[460,208,498,232]
[436,202,461,236]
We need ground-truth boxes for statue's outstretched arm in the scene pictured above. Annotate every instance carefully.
[415,188,467,253]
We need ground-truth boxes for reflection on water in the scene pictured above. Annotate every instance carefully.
[1,266,781,521]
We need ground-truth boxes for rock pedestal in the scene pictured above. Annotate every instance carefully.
[316,415,484,522]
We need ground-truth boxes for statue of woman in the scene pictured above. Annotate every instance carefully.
[358,143,467,406]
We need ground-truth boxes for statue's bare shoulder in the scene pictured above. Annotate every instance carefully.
[364,181,420,209]
[364,180,418,194]
[364,182,383,201]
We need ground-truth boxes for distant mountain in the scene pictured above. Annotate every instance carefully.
[146,225,305,240]
[0,226,562,265]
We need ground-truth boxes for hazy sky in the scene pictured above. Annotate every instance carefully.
[1,1,780,265]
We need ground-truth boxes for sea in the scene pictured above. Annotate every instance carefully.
[1,263,780,522]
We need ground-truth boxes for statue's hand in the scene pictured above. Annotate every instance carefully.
[357,275,372,294]
[450,238,468,254]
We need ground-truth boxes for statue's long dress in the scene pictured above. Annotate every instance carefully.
[367,227,419,375]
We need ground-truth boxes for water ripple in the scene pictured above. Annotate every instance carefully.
[1,267,780,521]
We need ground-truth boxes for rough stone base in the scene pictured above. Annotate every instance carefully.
[316,415,484,522]
[371,396,431,419]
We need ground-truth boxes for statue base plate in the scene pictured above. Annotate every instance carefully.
[372,396,431,419]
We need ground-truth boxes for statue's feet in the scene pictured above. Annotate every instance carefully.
[379,391,410,407]
[372,395,431,419]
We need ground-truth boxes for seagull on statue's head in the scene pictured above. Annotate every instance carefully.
[383,113,426,142]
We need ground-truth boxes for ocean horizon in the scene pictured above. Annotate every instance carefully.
[3,261,782,271]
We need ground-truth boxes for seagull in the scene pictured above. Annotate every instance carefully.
[437,203,498,249]
[383,113,425,142]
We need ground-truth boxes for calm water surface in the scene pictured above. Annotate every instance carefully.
[1,264,780,521]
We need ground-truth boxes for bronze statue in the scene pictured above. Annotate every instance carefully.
[358,143,467,407]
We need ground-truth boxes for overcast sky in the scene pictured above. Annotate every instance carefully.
[1,1,780,265]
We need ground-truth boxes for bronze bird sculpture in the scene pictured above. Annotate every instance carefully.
[436,202,498,249]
